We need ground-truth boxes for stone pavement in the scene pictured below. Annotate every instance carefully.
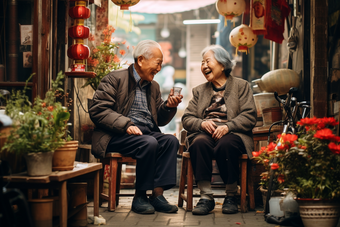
[86,188,291,227]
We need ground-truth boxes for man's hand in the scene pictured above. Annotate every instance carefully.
[126,126,143,135]
[166,88,183,108]
[212,125,229,141]
[201,120,217,135]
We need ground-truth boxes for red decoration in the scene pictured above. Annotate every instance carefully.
[69,5,91,19]
[67,43,90,60]
[111,0,140,10]
[68,25,90,39]
[264,0,290,43]
[250,0,269,35]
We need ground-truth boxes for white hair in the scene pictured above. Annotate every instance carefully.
[201,45,234,71]
[133,40,163,62]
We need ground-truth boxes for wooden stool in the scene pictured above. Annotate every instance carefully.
[178,152,255,213]
[99,152,136,211]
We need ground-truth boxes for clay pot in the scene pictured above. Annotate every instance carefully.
[29,199,54,227]
[253,92,280,118]
[52,141,79,171]
[253,69,300,95]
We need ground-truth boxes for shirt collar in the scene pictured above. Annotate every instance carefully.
[133,64,150,87]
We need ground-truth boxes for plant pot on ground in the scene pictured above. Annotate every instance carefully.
[1,71,73,176]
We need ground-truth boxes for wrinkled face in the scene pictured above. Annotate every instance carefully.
[138,47,163,82]
[201,50,225,82]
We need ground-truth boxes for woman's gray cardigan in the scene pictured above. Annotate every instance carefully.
[181,75,257,158]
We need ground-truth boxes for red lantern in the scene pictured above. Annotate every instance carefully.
[69,5,91,19]
[67,43,90,60]
[68,25,90,39]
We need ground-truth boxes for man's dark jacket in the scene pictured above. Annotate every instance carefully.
[89,64,176,158]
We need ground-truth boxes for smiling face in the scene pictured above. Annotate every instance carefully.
[137,47,163,82]
[201,50,225,85]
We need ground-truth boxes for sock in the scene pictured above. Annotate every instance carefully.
[197,180,214,200]
[135,190,146,197]
[225,181,237,197]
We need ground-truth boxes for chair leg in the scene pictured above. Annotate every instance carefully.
[116,162,122,206]
[187,158,194,211]
[178,157,188,208]
[240,159,247,213]
[247,162,255,210]
[108,158,118,212]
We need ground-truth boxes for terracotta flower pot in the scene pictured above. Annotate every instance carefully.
[296,198,340,227]
[52,141,79,171]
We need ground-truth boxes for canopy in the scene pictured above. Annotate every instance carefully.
[129,0,217,14]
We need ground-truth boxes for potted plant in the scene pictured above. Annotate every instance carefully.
[253,117,340,227]
[1,71,73,176]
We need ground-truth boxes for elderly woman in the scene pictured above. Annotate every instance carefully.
[182,45,256,215]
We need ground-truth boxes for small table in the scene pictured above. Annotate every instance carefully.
[2,162,102,227]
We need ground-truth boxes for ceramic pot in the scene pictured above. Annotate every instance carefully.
[253,92,280,118]
[24,151,54,176]
[296,198,340,227]
[29,199,54,227]
[253,69,300,95]
[52,141,78,171]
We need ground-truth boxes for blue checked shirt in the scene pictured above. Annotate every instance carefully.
[126,65,154,129]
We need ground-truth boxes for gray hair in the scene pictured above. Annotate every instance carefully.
[133,40,163,62]
[201,45,233,71]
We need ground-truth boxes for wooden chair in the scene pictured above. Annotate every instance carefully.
[99,152,136,211]
[177,130,255,213]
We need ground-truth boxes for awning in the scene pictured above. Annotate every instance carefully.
[129,0,217,14]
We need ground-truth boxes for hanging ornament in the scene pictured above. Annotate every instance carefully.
[229,24,258,56]
[250,0,268,35]
[111,0,140,10]
[216,0,246,27]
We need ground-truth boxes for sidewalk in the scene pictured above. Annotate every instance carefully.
[86,188,295,227]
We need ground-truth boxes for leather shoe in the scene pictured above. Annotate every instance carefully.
[192,199,215,215]
[222,196,238,214]
[131,195,155,214]
[149,195,178,213]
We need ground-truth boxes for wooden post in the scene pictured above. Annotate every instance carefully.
[310,0,328,117]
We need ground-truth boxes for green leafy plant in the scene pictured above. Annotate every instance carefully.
[83,25,128,91]
[1,71,72,155]
[252,117,340,199]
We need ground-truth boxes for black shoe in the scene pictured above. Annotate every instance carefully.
[192,199,215,215]
[222,196,238,214]
[131,195,155,214]
[149,195,178,213]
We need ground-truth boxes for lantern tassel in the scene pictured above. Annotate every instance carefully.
[235,47,238,57]
[224,16,227,27]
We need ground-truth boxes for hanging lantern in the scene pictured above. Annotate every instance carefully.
[216,0,246,27]
[68,0,91,73]
[111,0,140,10]
[229,24,258,55]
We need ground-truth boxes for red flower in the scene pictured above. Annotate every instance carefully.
[47,106,54,111]
[271,163,279,170]
[328,142,340,155]
[121,40,126,44]
[278,174,285,184]
[113,55,120,63]
[297,117,319,126]
[319,117,339,127]
[314,128,336,141]
[42,102,46,107]
[252,151,260,157]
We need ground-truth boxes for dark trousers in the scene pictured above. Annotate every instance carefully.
[188,132,246,185]
[106,125,179,191]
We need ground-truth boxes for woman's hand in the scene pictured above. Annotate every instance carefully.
[201,120,217,135]
[212,125,229,141]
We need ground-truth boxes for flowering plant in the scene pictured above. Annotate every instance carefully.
[252,117,340,199]
[83,25,127,91]
[1,71,72,154]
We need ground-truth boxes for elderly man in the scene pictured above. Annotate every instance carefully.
[89,40,183,214]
